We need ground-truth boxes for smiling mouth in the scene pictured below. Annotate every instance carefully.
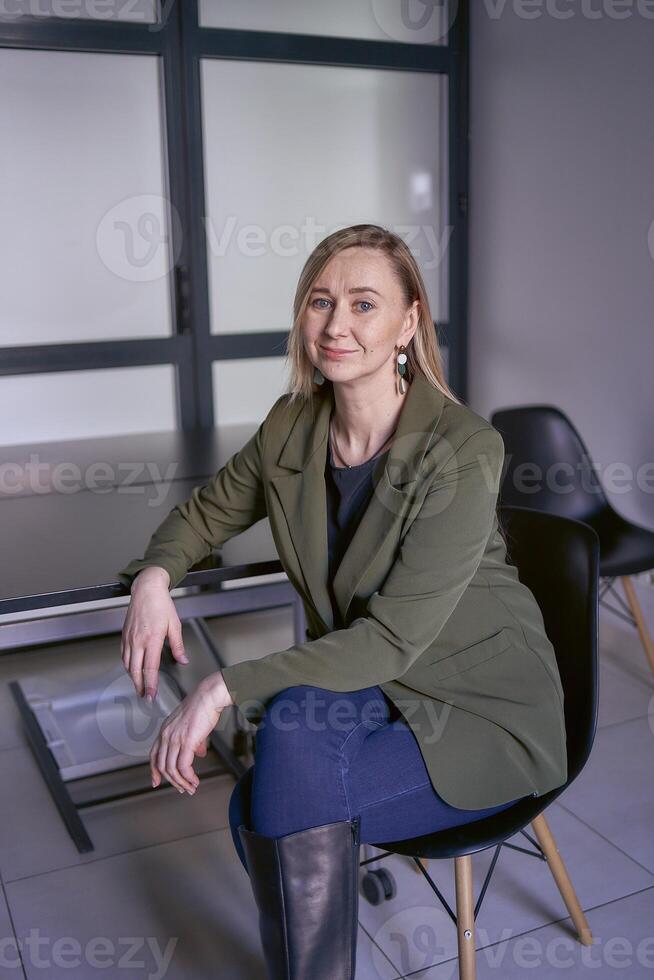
[320,345,357,354]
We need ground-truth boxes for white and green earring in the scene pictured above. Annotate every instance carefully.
[396,345,408,394]
[313,366,325,385]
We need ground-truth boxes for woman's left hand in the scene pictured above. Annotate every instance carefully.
[150,673,234,795]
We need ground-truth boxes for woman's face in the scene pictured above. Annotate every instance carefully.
[302,247,418,386]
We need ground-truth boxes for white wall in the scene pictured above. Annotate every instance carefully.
[468,2,654,527]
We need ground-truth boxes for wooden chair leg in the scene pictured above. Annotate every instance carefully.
[620,575,654,676]
[454,854,477,980]
[530,812,593,945]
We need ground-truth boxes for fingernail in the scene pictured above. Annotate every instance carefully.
[146,693,153,702]
[181,656,189,664]
[151,779,157,788]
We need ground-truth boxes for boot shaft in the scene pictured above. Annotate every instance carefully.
[239,817,361,979]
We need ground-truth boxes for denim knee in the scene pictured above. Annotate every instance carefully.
[255,683,387,752]
[254,685,324,750]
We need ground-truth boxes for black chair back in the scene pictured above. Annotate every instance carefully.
[491,405,609,522]
[375,506,600,859]
[498,506,600,787]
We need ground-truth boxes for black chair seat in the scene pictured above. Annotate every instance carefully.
[585,507,654,577]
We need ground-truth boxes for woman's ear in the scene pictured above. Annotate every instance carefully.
[403,299,420,340]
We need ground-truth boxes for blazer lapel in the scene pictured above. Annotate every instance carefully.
[270,391,335,631]
[270,373,445,632]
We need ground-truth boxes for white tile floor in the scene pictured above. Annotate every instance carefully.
[1,584,653,979]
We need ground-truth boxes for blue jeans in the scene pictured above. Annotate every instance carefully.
[228,684,523,871]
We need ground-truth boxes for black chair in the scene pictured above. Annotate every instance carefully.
[491,404,654,678]
[361,506,600,980]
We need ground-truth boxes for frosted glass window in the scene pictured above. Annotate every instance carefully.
[0,48,174,346]
[198,0,450,45]
[201,60,448,335]
[0,365,177,445]
[0,0,157,22]
[212,358,289,426]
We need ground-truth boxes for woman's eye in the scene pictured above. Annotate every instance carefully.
[311,298,374,312]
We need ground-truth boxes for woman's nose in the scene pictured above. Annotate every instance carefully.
[323,301,351,332]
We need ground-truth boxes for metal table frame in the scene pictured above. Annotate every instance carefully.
[7,576,306,853]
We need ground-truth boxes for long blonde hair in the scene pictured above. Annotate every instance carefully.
[284,223,461,408]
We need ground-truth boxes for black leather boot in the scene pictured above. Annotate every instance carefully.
[238,815,361,980]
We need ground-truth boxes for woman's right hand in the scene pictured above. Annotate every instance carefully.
[121,566,190,702]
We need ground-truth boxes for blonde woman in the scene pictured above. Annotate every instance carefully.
[118,225,567,980]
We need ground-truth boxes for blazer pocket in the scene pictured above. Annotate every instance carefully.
[426,626,514,682]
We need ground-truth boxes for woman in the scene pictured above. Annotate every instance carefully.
[118,224,567,980]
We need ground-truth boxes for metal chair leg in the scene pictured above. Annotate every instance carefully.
[454,854,477,980]
[620,575,654,677]
[413,856,430,874]
[530,812,593,945]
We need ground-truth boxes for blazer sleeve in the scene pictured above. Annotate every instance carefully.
[115,420,268,592]
[221,425,505,723]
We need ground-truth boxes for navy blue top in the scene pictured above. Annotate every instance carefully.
[325,435,390,629]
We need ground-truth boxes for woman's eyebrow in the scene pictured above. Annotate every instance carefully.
[310,286,383,296]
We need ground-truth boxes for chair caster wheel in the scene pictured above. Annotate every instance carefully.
[361,867,397,905]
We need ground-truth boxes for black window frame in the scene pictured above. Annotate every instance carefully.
[0,0,469,429]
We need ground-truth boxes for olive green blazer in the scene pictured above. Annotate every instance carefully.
[117,372,568,809]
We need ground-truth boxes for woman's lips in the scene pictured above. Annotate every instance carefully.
[320,345,357,359]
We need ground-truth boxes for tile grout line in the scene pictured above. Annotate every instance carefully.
[0,872,28,979]
[358,918,407,980]
[595,707,651,732]
[1,780,240,887]
[553,798,654,879]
